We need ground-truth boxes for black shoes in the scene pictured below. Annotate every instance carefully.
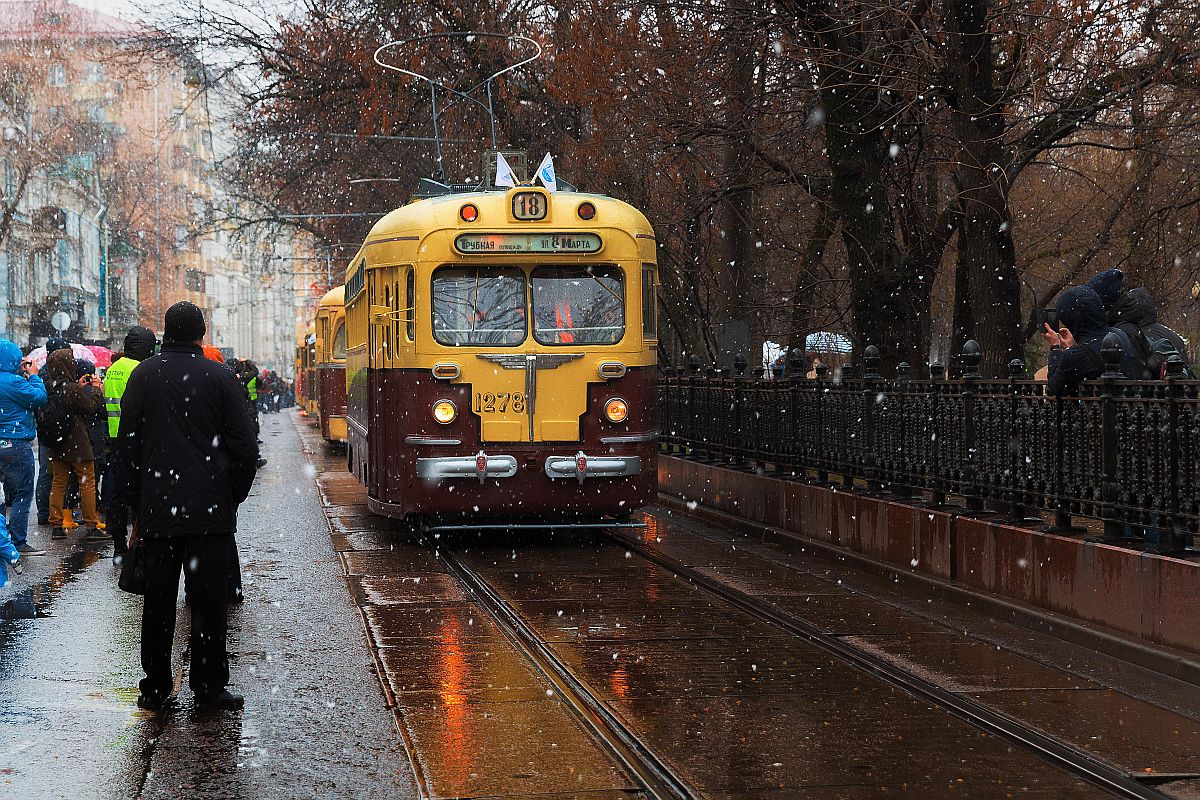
[50,528,65,540]
[256,458,267,468]
[194,690,244,711]
[136,693,168,712]
[15,543,45,556]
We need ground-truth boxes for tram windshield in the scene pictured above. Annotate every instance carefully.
[432,267,526,346]
[532,266,624,345]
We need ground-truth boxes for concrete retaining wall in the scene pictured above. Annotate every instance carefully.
[659,455,1199,655]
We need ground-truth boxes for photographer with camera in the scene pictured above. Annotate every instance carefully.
[0,339,48,555]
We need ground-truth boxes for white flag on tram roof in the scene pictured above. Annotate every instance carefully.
[535,152,557,193]
[495,151,518,188]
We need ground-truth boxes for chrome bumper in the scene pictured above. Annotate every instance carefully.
[417,454,518,483]
[545,452,642,483]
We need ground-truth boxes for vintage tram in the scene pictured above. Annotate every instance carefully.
[314,286,349,444]
[343,184,658,525]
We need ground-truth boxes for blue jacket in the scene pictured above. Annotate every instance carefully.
[0,340,47,441]
[1047,286,1142,395]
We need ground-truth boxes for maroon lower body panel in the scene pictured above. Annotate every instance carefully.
[350,366,658,521]
[316,365,348,441]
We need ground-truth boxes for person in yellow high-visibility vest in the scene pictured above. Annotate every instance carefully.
[101,326,156,547]
[104,327,157,439]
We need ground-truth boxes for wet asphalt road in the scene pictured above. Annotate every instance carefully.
[0,412,416,799]
[305,422,1200,798]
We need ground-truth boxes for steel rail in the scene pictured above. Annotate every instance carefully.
[606,528,1174,800]
[429,540,697,800]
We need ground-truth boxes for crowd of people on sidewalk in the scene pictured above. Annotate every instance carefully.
[0,302,273,709]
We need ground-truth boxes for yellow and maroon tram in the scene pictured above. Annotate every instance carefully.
[314,286,348,444]
[343,184,658,525]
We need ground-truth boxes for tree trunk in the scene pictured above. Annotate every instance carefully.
[784,204,835,365]
[946,0,1022,376]
[821,81,923,374]
[716,0,758,366]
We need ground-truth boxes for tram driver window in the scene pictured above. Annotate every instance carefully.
[333,322,346,360]
[532,265,624,345]
[431,266,526,346]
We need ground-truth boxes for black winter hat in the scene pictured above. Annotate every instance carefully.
[124,325,157,360]
[46,336,70,354]
[163,301,206,343]
[75,357,96,379]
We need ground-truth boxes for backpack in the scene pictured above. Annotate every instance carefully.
[1117,322,1194,379]
[36,382,74,449]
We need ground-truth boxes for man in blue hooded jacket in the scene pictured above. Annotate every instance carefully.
[0,339,48,554]
[1043,285,1142,394]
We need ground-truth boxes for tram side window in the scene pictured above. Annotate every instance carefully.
[431,267,526,346]
[532,265,624,346]
[641,264,657,340]
[392,278,401,351]
[333,322,346,360]
[405,268,415,340]
[383,285,392,362]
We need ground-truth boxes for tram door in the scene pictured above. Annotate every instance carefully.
[367,265,408,498]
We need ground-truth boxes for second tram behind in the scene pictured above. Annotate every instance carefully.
[344,184,658,524]
[314,286,348,443]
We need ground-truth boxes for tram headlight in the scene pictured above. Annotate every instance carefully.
[577,201,596,221]
[459,203,479,222]
[432,399,457,425]
[604,397,628,423]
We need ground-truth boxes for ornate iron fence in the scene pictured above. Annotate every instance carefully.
[659,337,1199,554]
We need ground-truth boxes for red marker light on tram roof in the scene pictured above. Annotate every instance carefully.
[459,204,479,222]
[577,202,596,221]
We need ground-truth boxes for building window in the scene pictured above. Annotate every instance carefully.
[47,63,66,87]
[174,225,189,251]
[185,268,206,293]
[84,63,104,84]
[87,103,106,123]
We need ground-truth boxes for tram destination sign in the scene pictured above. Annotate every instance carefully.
[455,232,602,255]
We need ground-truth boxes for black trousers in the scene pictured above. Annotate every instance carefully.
[140,534,231,700]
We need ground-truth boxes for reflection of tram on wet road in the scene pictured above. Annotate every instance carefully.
[342,184,659,526]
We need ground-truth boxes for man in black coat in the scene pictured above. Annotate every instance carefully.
[114,301,258,711]
[1043,285,1143,395]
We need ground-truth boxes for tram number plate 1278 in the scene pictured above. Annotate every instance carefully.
[474,392,526,414]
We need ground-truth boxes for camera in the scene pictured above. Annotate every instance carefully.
[1034,308,1059,329]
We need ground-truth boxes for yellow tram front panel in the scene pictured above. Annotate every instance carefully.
[343,186,658,516]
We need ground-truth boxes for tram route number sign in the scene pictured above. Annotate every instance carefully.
[455,232,602,255]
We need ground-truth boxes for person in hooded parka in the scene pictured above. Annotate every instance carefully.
[1043,285,1143,395]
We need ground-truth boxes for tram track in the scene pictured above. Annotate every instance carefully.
[604,526,1177,800]
[426,534,699,800]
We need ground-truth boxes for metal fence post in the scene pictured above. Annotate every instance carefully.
[1160,355,1189,553]
[928,361,947,508]
[733,353,748,470]
[841,359,856,491]
[961,340,987,514]
[787,348,805,479]
[1099,332,1127,542]
[863,345,882,494]
[686,354,702,462]
[1006,358,1033,523]
[814,360,830,485]
[892,361,913,501]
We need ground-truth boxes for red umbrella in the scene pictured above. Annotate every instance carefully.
[86,345,113,369]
